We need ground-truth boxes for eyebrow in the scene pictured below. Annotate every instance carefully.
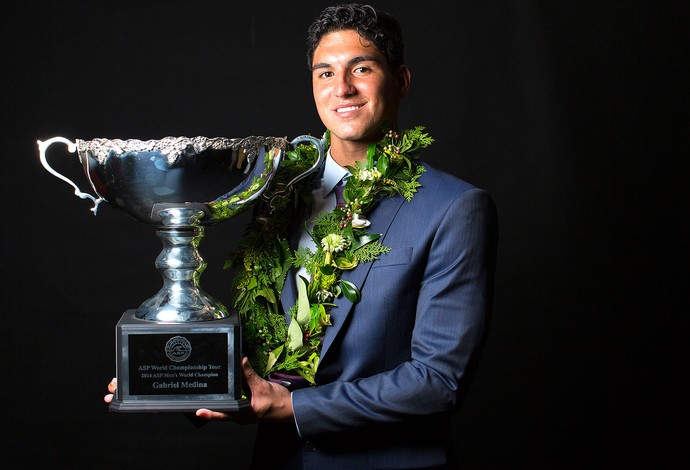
[312,55,381,71]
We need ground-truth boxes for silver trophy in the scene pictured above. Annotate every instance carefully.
[38,135,324,412]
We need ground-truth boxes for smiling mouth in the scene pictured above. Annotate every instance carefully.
[335,105,363,113]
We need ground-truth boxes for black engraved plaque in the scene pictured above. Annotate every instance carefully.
[109,309,249,413]
[127,333,229,395]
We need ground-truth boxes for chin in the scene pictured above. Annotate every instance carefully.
[332,125,385,144]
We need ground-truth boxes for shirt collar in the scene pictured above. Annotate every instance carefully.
[321,149,350,198]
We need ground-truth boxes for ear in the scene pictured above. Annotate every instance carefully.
[394,65,412,98]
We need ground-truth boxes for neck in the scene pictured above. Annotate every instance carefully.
[328,139,368,168]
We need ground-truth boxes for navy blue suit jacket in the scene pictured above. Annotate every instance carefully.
[251,163,498,470]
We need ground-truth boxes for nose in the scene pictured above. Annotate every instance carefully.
[334,73,355,97]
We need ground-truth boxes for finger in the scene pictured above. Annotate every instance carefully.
[107,377,117,394]
[195,408,230,421]
[104,393,113,404]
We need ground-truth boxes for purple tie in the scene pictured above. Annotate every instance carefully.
[333,180,346,208]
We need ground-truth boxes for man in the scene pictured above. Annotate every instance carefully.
[106,4,497,469]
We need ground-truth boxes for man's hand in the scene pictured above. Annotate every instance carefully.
[195,357,294,423]
[103,377,116,404]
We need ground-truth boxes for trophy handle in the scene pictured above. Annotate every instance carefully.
[37,136,105,214]
[266,135,325,210]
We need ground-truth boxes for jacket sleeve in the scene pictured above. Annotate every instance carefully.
[291,187,498,436]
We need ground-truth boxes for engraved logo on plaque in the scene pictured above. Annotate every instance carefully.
[165,336,192,362]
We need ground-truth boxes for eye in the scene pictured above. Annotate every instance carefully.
[318,70,334,78]
[353,66,371,74]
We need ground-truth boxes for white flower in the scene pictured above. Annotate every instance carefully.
[321,233,348,253]
[357,168,382,182]
[316,289,334,302]
[321,233,349,264]
[351,214,371,228]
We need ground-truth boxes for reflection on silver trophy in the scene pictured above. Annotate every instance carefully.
[38,135,324,412]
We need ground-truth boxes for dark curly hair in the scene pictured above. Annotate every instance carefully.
[306,3,404,72]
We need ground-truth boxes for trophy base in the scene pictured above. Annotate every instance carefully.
[110,309,250,413]
[109,398,249,413]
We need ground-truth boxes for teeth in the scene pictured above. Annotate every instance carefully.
[336,105,360,113]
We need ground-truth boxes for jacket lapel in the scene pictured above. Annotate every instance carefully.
[318,195,406,363]
[279,193,407,367]
[280,269,298,315]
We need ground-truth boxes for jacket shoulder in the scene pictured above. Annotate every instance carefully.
[418,162,492,201]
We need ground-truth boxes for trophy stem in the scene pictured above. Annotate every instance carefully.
[136,208,229,322]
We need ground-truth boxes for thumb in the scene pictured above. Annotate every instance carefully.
[241,357,259,385]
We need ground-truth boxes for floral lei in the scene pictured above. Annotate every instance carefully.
[226,126,433,384]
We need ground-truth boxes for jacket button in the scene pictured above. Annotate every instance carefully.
[305,441,316,452]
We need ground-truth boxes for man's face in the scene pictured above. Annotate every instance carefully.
[311,29,409,147]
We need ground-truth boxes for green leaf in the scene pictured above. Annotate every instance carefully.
[342,224,354,241]
[256,286,277,304]
[334,255,358,270]
[307,277,320,299]
[320,264,335,276]
[340,280,361,303]
[353,240,391,262]
[352,233,381,251]
[344,185,365,201]
[296,276,310,326]
[266,345,284,373]
[366,144,376,168]
[309,304,325,332]
[377,154,389,175]
[287,320,303,350]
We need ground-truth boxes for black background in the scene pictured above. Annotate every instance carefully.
[2,1,686,468]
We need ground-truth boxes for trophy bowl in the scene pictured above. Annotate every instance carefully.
[38,134,324,412]
[77,135,288,225]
